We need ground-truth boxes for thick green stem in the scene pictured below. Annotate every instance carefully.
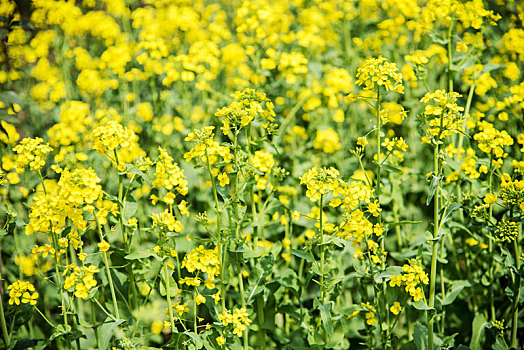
[488,152,496,321]
[51,232,69,328]
[95,217,120,320]
[376,86,390,348]
[511,233,521,347]
[164,260,176,333]
[376,87,382,199]
[205,149,225,312]
[428,143,440,350]
[447,22,454,93]
[231,131,249,349]
[319,195,325,303]
[0,265,10,348]
[90,301,100,348]
[113,151,138,310]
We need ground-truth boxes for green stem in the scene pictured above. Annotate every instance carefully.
[376,86,390,348]
[439,239,446,335]
[319,194,325,303]
[428,143,440,350]
[193,288,197,332]
[164,260,176,333]
[0,265,10,348]
[37,170,47,195]
[90,301,100,349]
[510,232,521,347]
[239,273,249,350]
[95,216,120,320]
[35,306,56,328]
[51,232,69,328]
[376,87,382,199]
[447,21,454,93]
[488,152,495,321]
[205,149,225,312]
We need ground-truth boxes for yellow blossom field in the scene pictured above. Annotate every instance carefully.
[0,0,523,349]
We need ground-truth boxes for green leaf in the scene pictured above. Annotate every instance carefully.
[319,302,333,338]
[413,322,428,350]
[0,91,22,106]
[382,163,403,173]
[292,249,314,263]
[376,266,403,282]
[326,322,345,348]
[274,268,299,293]
[160,271,178,297]
[125,248,154,260]
[41,324,71,349]
[469,313,487,350]
[388,220,422,227]
[184,332,203,349]
[11,338,43,350]
[426,174,441,206]
[441,280,471,306]
[0,228,6,236]
[441,203,461,227]
[247,254,274,303]
[99,318,125,350]
[412,300,433,311]
[123,200,138,220]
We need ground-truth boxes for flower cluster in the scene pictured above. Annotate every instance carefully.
[184,127,233,165]
[300,167,340,202]
[181,245,220,289]
[355,56,404,93]
[495,220,519,243]
[64,264,99,299]
[13,137,53,171]
[381,137,408,161]
[252,150,275,173]
[360,302,377,325]
[152,209,183,234]
[91,121,137,156]
[218,307,252,336]
[57,167,102,207]
[7,280,38,306]
[313,128,342,154]
[152,147,188,196]
[389,261,429,302]
[25,167,104,235]
[420,90,465,140]
[474,121,514,162]
[500,176,524,210]
[215,88,276,135]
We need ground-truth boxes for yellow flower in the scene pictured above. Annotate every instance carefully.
[8,281,38,306]
[152,147,188,195]
[356,56,404,93]
[368,201,382,217]
[216,336,226,346]
[456,42,468,52]
[196,294,206,305]
[484,193,497,204]
[357,137,368,148]
[127,217,138,227]
[218,173,229,187]
[291,211,301,222]
[313,128,342,154]
[151,320,163,335]
[0,120,20,145]
[12,137,53,171]
[178,200,190,216]
[252,150,275,173]
[390,301,402,315]
[98,240,110,252]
